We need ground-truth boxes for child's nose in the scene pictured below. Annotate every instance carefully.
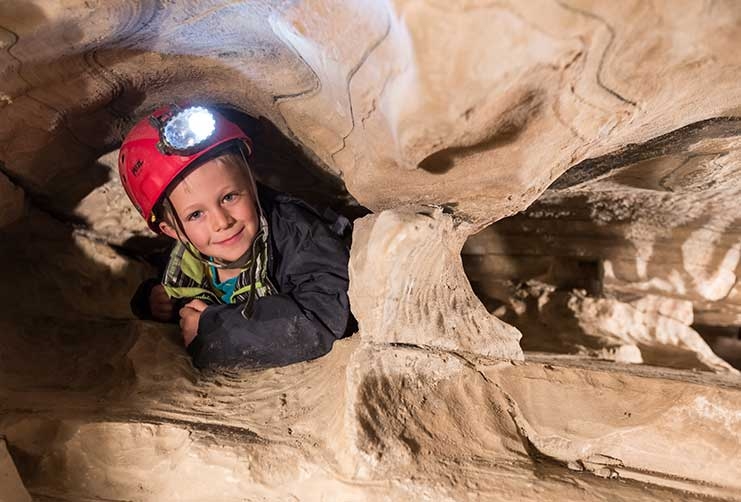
[211,207,233,230]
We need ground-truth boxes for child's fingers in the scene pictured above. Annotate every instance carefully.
[150,284,170,302]
[152,297,174,309]
[179,305,203,320]
[152,303,173,320]
[148,284,175,320]
[178,309,191,330]
[185,299,208,312]
[178,306,201,346]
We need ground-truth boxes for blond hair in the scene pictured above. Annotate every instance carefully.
[153,148,251,227]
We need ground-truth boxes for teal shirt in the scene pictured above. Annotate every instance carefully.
[209,265,240,304]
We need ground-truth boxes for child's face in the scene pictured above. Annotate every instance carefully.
[159,156,259,263]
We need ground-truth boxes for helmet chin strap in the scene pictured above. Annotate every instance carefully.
[162,141,265,271]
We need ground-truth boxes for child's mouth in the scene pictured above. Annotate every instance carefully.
[215,227,243,245]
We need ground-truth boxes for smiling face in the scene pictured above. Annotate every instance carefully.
[159,154,259,264]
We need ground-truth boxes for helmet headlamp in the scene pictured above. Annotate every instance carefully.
[151,105,217,155]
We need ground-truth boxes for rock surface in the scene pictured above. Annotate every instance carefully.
[1,1,741,500]
[0,439,31,502]
[463,121,741,373]
[2,322,740,501]
[349,207,522,359]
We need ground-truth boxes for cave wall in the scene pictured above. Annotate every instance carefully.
[3,1,741,226]
[1,1,741,500]
[463,120,741,370]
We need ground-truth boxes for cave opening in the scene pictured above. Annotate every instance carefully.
[117,105,368,264]
[0,104,368,500]
[463,195,741,372]
[0,102,364,387]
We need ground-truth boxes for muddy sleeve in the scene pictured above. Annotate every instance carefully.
[186,203,352,369]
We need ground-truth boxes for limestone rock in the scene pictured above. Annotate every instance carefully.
[0,439,31,502]
[0,170,23,228]
[463,121,741,372]
[467,278,737,373]
[71,151,151,245]
[349,207,522,359]
[2,2,741,226]
[2,326,740,500]
[1,1,741,500]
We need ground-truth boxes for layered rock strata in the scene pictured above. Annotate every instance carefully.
[2,320,740,501]
[1,1,741,500]
[464,122,741,372]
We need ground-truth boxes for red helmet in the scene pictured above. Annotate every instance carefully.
[118,104,253,232]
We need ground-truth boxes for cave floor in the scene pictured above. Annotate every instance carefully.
[1,321,739,501]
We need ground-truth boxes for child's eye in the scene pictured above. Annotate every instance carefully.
[223,192,240,203]
[187,210,202,221]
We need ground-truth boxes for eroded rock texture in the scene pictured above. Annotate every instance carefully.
[464,119,741,372]
[349,207,522,358]
[1,1,741,500]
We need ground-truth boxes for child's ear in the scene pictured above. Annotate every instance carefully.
[158,221,178,240]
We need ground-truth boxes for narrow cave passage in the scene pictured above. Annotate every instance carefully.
[0,107,369,499]
[3,1,741,500]
[463,185,741,373]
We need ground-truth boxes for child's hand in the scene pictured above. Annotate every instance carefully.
[179,299,208,347]
[149,284,175,321]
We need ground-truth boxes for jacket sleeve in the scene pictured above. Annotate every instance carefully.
[130,277,160,320]
[186,202,352,369]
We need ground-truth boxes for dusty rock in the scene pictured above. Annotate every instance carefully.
[0,439,31,502]
[2,325,740,501]
[464,127,741,324]
[569,292,736,372]
[71,150,152,245]
[466,278,737,373]
[1,2,741,225]
[1,1,741,501]
[463,124,741,372]
[0,170,23,229]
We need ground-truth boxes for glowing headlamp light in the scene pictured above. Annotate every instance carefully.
[151,106,217,155]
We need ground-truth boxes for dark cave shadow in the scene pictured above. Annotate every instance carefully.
[220,108,370,221]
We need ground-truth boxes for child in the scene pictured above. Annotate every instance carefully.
[119,104,353,369]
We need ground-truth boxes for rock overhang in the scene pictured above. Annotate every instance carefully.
[2,1,741,500]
